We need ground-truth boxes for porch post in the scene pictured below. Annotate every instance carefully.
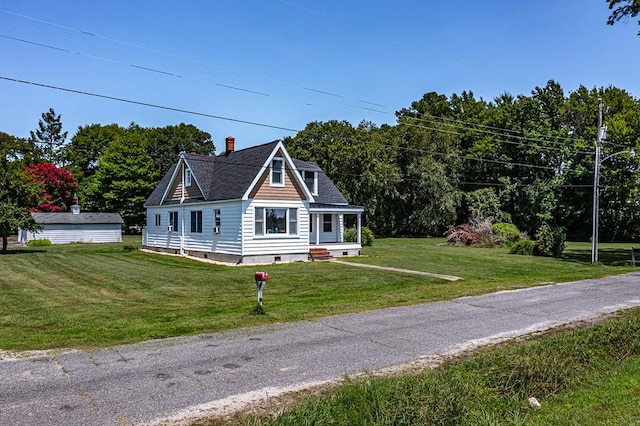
[339,213,344,243]
[357,213,362,245]
[315,213,320,245]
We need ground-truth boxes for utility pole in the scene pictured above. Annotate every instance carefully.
[591,100,603,264]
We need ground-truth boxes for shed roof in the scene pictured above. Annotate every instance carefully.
[31,212,124,225]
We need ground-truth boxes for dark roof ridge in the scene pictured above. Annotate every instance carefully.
[215,139,281,158]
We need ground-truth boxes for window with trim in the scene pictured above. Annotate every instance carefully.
[185,168,192,187]
[214,209,221,234]
[255,207,298,236]
[301,170,318,195]
[155,214,161,227]
[270,157,284,186]
[323,214,332,232]
[190,210,203,233]
[169,211,179,231]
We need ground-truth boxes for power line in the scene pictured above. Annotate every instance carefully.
[398,121,593,156]
[0,75,608,176]
[0,8,392,116]
[0,75,299,133]
[402,116,593,154]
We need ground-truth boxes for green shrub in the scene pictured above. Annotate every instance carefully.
[26,239,52,247]
[344,226,375,246]
[534,225,566,257]
[492,222,521,247]
[509,239,535,255]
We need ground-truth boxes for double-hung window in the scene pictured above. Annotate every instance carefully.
[214,209,221,234]
[190,210,203,233]
[301,170,318,195]
[155,214,161,227]
[323,214,332,232]
[255,207,298,236]
[185,169,192,187]
[270,157,284,186]
[169,211,179,232]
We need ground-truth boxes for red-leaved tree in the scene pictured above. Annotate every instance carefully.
[26,162,77,212]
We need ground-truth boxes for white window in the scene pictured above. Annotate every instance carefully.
[255,207,298,236]
[214,209,221,234]
[185,168,192,187]
[190,210,202,233]
[155,214,161,227]
[255,208,264,235]
[323,214,332,232]
[301,170,318,195]
[289,208,298,235]
[169,211,179,232]
[270,157,284,186]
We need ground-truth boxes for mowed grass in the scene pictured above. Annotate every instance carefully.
[0,236,636,351]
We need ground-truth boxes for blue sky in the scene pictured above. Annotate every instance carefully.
[1,1,639,151]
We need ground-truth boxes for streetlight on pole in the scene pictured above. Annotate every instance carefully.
[591,100,604,264]
[591,100,635,264]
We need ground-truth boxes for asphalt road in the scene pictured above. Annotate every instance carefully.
[1,272,639,425]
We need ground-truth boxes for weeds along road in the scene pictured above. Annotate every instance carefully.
[1,272,639,425]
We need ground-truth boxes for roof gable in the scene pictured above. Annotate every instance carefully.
[242,141,314,201]
[145,140,352,206]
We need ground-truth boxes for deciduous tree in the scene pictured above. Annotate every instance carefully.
[606,0,640,35]
[25,162,77,212]
[0,132,42,253]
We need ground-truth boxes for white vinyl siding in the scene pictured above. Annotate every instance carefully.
[21,224,122,244]
[242,199,309,256]
[145,203,242,255]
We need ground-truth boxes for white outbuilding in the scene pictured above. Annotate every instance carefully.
[19,205,123,244]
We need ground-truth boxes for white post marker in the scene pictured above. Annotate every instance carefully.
[254,271,268,306]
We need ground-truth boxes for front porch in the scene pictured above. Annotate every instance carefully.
[308,204,364,259]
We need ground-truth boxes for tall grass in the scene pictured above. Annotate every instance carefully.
[229,308,640,425]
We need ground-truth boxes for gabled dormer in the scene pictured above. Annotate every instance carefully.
[159,153,205,205]
[243,141,315,202]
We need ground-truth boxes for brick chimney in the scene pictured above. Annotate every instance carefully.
[225,136,235,155]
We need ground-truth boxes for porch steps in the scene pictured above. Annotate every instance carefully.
[309,247,333,261]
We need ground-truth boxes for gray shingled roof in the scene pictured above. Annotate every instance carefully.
[145,140,354,207]
[293,159,349,205]
[31,212,123,225]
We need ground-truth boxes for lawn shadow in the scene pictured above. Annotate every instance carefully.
[0,249,47,255]
[562,247,638,267]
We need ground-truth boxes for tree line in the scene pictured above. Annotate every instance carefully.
[1,112,214,249]
[284,81,640,241]
[2,80,640,248]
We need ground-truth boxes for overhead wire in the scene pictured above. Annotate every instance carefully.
[0,76,298,132]
[2,8,635,156]
[2,75,598,177]
[3,12,629,154]
[0,8,391,116]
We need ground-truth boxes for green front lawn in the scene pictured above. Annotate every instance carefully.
[0,236,635,351]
